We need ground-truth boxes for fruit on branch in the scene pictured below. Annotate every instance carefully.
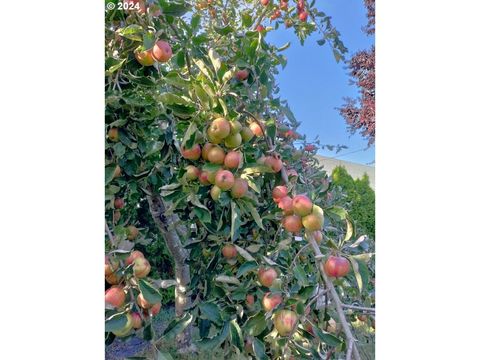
[152,40,173,63]
[131,312,143,329]
[207,145,225,164]
[264,155,283,172]
[285,19,293,28]
[113,165,122,178]
[215,170,235,190]
[202,143,214,160]
[305,322,314,335]
[231,178,248,198]
[199,171,211,185]
[327,318,337,333]
[112,313,133,337]
[240,127,254,142]
[126,250,144,265]
[280,0,288,10]
[272,185,288,202]
[210,185,222,201]
[292,195,313,216]
[222,244,237,259]
[133,257,151,278]
[105,272,121,285]
[261,0,269,5]
[305,144,316,152]
[298,11,308,22]
[105,256,119,276]
[105,287,126,308]
[208,118,231,140]
[224,133,242,148]
[270,9,281,20]
[114,198,125,209]
[312,204,324,218]
[278,196,294,215]
[134,48,155,66]
[249,122,264,137]
[246,294,255,305]
[151,302,161,316]
[274,310,298,336]
[282,215,302,233]
[311,230,323,244]
[258,267,278,287]
[137,293,152,309]
[302,214,323,231]
[127,225,139,240]
[297,0,305,10]
[324,256,350,278]
[358,314,368,322]
[256,24,265,32]
[185,165,201,180]
[224,151,242,169]
[181,144,202,160]
[230,120,242,134]
[262,292,283,311]
[235,69,249,81]
[108,128,119,142]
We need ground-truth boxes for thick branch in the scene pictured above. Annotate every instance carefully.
[342,303,375,313]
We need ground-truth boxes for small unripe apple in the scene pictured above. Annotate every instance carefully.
[272,185,288,202]
[112,313,133,337]
[230,120,243,134]
[231,178,248,198]
[262,292,283,312]
[249,122,264,137]
[292,195,313,216]
[240,127,254,142]
[152,40,173,63]
[126,250,144,265]
[210,185,222,201]
[222,244,237,259]
[137,293,152,309]
[278,196,294,215]
[127,225,139,240]
[207,145,225,164]
[209,118,231,140]
[224,133,242,148]
[224,151,242,169]
[133,257,151,278]
[108,128,119,142]
[302,214,323,231]
[131,312,143,329]
[114,198,125,209]
[324,256,350,278]
[181,144,202,160]
[282,215,303,233]
[274,310,298,336]
[246,294,255,305]
[258,267,278,287]
[235,69,249,81]
[134,48,155,66]
[105,287,126,308]
[215,170,235,190]
[185,165,201,181]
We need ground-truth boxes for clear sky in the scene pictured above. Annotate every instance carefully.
[267,0,375,165]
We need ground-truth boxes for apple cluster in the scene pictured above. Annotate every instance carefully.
[105,250,161,338]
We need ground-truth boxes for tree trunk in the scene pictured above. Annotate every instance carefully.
[146,192,192,350]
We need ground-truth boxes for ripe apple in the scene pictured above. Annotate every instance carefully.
[324,256,350,278]
[231,178,248,198]
[311,230,323,244]
[207,145,225,164]
[222,244,237,259]
[224,151,242,169]
[358,314,367,322]
[113,210,121,222]
[240,127,254,142]
[258,267,278,287]
[280,0,288,10]
[272,185,288,202]
[292,195,313,216]
[133,257,151,278]
[113,165,122,178]
[235,69,249,81]
[127,225,139,240]
[181,144,201,160]
[298,11,308,22]
[302,214,323,231]
[270,9,281,20]
[105,256,119,276]
[262,292,283,311]
[131,312,143,329]
[202,143,214,160]
[261,0,269,5]
[264,156,283,172]
[256,24,265,32]
[134,48,155,66]
[126,250,144,265]
[278,196,294,215]
[114,198,125,209]
[208,118,231,140]
[105,272,121,285]
[108,128,119,141]
[151,302,161,316]
[224,133,242,148]
[215,170,235,190]
[230,120,242,134]
[152,40,173,63]
[274,310,298,336]
[112,313,133,337]
[105,287,126,308]
[249,122,264,137]
[210,185,222,201]
[282,215,302,233]
[246,294,255,305]
[305,144,316,152]
[137,293,152,309]
[185,165,200,181]
[199,171,211,185]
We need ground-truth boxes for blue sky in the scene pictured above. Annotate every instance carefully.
[267,0,375,165]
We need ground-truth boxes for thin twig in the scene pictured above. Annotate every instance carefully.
[342,303,376,313]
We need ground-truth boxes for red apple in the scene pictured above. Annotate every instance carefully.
[224,151,242,169]
[208,118,231,140]
[137,293,152,309]
[274,310,298,336]
[131,312,143,329]
[151,302,162,316]
[215,170,235,190]
[261,0,269,5]
[282,215,303,233]
[105,256,119,276]
[222,244,237,259]
[210,185,222,201]
[185,165,201,181]
[105,287,126,308]
[278,196,294,215]
[292,195,313,216]
[264,156,283,172]
[134,48,155,66]
[236,69,249,81]
[181,144,202,160]
[272,185,288,202]
[105,272,121,285]
[152,40,173,63]
[324,256,350,278]
[108,128,119,141]
[133,257,151,278]
[249,122,264,137]
[246,294,255,305]
[312,230,323,244]
[258,267,278,287]
[126,250,144,266]
[207,145,225,164]
[114,198,125,209]
[262,292,283,311]
[199,171,211,185]
[298,11,308,22]
[256,25,265,32]
[231,178,248,198]
[202,142,214,160]
[302,214,323,231]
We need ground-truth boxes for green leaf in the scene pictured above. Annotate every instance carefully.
[348,256,363,292]
[193,84,211,109]
[215,275,241,285]
[106,58,126,76]
[138,279,162,304]
[105,165,116,185]
[229,319,244,351]
[278,42,291,51]
[117,25,143,41]
[181,122,198,149]
[241,201,264,230]
[344,218,353,243]
[194,59,213,82]
[143,323,153,341]
[252,337,268,360]
[161,313,193,341]
[208,48,222,73]
[244,312,267,336]
[105,312,127,332]
[242,165,275,175]
[293,265,308,286]
[159,0,192,16]
[236,261,257,277]
[191,14,201,32]
[265,118,276,144]
[313,326,343,346]
[143,32,156,49]
[164,72,190,88]
[297,286,316,301]
[156,350,174,360]
[197,322,230,350]
[241,12,253,27]
[317,39,326,46]
[158,93,194,106]
[214,25,234,35]
[326,206,348,221]
[193,206,212,224]
[199,302,222,325]
[231,202,241,241]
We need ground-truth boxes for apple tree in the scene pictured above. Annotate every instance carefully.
[105,1,375,359]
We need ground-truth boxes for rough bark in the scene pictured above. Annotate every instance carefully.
[146,192,192,350]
